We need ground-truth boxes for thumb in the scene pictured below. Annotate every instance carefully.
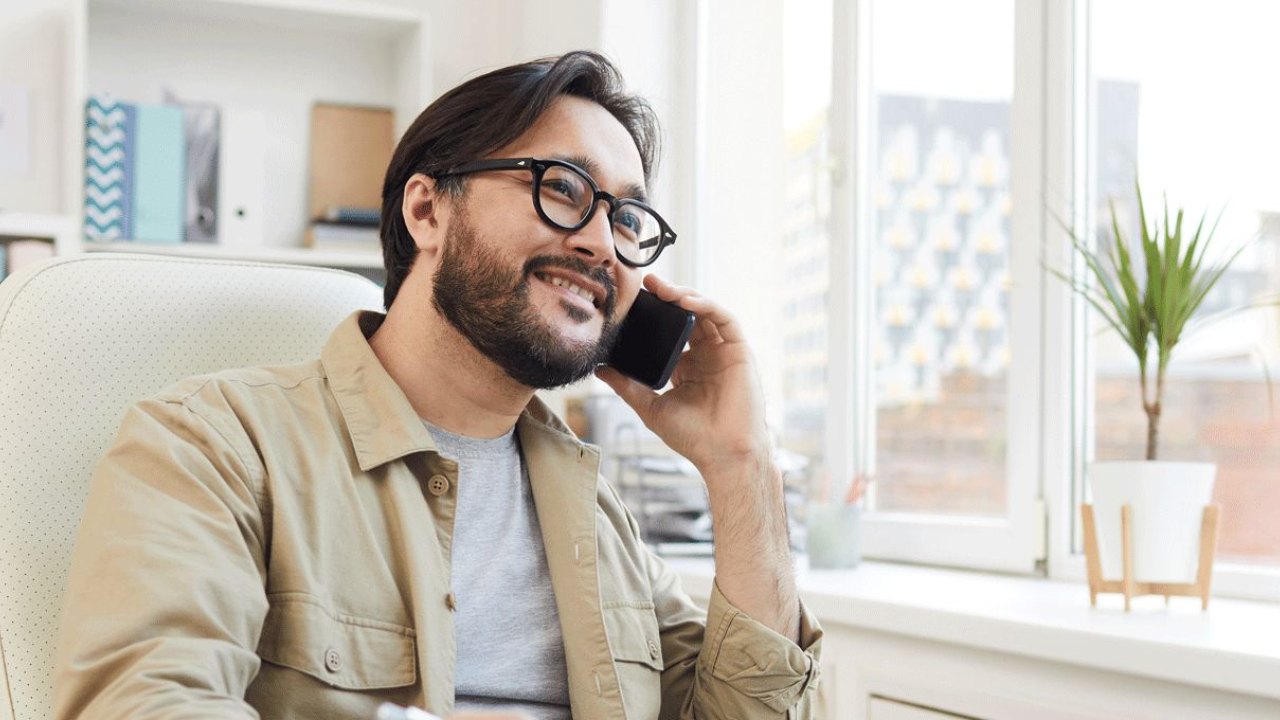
[594,366,658,420]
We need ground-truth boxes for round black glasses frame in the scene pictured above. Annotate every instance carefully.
[433,157,677,267]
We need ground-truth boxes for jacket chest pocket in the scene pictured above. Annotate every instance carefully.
[256,594,418,690]
[604,603,665,720]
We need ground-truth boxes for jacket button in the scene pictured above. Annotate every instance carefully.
[446,592,457,611]
[427,474,450,496]
[324,647,342,673]
[647,639,659,660]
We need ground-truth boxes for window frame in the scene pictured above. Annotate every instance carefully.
[825,0,1044,573]
[1041,0,1280,603]
[691,0,1280,597]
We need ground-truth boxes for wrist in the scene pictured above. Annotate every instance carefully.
[694,440,775,482]
[702,452,783,504]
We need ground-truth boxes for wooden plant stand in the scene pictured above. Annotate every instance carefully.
[1081,503,1221,611]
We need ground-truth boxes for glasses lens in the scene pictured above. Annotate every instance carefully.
[612,202,666,265]
[538,165,593,227]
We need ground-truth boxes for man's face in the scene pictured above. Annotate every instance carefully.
[429,96,646,389]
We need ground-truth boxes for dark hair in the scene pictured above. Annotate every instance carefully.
[378,50,661,309]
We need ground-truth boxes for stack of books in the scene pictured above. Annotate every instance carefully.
[0,240,56,280]
[304,102,393,255]
[306,206,380,253]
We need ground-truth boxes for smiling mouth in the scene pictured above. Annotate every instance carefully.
[533,271,600,310]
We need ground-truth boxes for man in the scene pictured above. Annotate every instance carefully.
[54,51,821,720]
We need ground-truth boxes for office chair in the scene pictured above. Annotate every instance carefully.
[0,253,384,720]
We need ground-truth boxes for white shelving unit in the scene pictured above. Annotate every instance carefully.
[79,240,384,268]
[61,0,430,276]
[0,211,78,281]
[0,213,78,257]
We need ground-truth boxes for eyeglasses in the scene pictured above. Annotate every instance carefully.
[434,157,677,267]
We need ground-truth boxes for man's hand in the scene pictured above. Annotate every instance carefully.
[595,273,772,481]
[596,273,800,643]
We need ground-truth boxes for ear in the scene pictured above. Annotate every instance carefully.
[401,173,451,255]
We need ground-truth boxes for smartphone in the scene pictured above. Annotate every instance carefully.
[604,288,696,390]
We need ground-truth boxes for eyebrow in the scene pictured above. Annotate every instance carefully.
[554,153,649,204]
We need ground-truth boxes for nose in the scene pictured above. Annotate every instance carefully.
[565,198,617,269]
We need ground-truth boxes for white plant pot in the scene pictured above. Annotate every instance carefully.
[1089,461,1216,584]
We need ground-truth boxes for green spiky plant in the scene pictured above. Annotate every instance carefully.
[1051,178,1274,461]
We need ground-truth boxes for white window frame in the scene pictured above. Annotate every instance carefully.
[692,0,1279,594]
[1041,0,1280,603]
[825,0,1045,574]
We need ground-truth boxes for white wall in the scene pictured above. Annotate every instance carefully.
[697,0,787,429]
[419,0,597,91]
[421,0,690,246]
[0,0,76,216]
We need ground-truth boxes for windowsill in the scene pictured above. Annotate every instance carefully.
[664,555,1280,701]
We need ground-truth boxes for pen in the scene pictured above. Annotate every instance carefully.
[376,702,444,720]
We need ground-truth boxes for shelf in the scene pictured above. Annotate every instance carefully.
[0,213,73,239]
[0,212,78,255]
[67,0,429,263]
[81,240,384,269]
[91,0,425,39]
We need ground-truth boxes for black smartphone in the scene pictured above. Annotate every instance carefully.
[604,288,697,390]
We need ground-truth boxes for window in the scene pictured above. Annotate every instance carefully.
[781,0,834,497]
[867,0,1015,517]
[699,0,1278,596]
[823,0,1041,572]
[1080,0,1280,568]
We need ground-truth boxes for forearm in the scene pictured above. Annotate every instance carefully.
[702,453,800,644]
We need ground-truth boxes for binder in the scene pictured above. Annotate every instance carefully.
[121,103,136,239]
[84,93,128,240]
[178,101,220,243]
[217,107,266,247]
[132,104,186,243]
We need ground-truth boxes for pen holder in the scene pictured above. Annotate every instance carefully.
[806,502,861,570]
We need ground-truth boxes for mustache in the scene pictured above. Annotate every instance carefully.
[522,255,617,314]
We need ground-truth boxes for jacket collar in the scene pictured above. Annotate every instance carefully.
[319,310,584,472]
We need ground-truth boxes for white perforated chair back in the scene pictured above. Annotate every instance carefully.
[0,253,384,720]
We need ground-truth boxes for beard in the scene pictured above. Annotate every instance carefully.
[430,203,622,390]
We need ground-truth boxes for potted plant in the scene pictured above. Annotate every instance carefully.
[1052,179,1273,584]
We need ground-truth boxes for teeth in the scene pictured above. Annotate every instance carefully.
[539,273,596,306]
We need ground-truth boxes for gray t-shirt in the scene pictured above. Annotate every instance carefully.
[422,419,572,720]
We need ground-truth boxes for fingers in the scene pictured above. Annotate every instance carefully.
[643,274,744,344]
[690,317,723,345]
[594,366,658,417]
[668,347,699,387]
[642,272,698,303]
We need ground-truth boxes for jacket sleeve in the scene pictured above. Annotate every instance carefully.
[53,392,270,720]
[591,469,822,720]
[646,543,823,720]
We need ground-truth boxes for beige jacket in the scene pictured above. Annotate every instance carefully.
[53,310,821,720]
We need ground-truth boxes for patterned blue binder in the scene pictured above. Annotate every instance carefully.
[84,94,128,240]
